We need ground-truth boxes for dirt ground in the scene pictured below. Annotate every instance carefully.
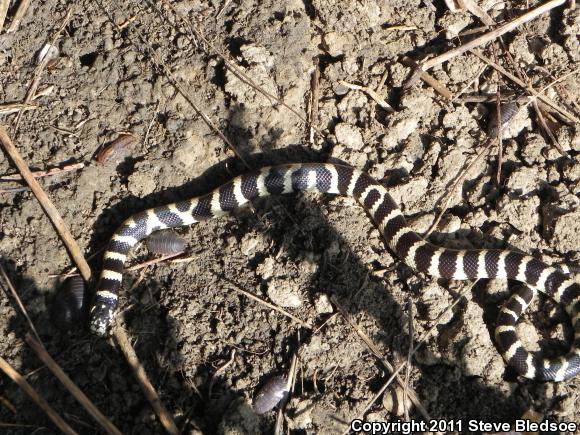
[0,0,579,433]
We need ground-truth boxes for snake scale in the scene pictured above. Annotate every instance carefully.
[90,163,580,381]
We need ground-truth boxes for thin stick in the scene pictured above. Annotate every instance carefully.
[405,0,567,88]
[0,186,30,193]
[13,6,73,129]
[309,58,320,144]
[400,57,454,99]
[0,102,38,116]
[331,296,430,421]
[7,0,31,32]
[125,251,186,272]
[344,282,476,431]
[338,81,395,113]
[208,349,236,398]
[143,100,160,147]
[274,354,297,435]
[0,264,42,344]
[403,298,413,421]
[217,273,312,329]
[495,94,504,185]
[0,0,8,31]
[95,1,249,168]
[0,162,84,182]
[0,356,78,435]
[156,0,313,129]
[113,326,179,435]
[451,65,487,101]
[470,49,580,124]
[532,99,567,155]
[0,127,91,281]
[25,334,122,435]
[424,139,493,238]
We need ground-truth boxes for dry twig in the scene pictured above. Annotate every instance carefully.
[0,356,78,434]
[13,6,73,129]
[346,282,477,430]
[470,49,580,124]
[0,264,42,344]
[0,127,91,281]
[218,273,312,329]
[338,80,395,113]
[405,0,567,87]
[309,58,321,144]
[0,0,8,31]
[400,57,454,99]
[113,326,179,435]
[25,334,122,435]
[0,103,38,116]
[424,139,494,238]
[7,0,31,32]
[0,162,84,182]
[330,296,430,421]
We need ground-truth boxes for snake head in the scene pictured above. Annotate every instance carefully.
[89,293,116,336]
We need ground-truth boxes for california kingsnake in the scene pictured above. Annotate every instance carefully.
[91,163,580,381]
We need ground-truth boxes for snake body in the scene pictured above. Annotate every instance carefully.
[91,163,580,381]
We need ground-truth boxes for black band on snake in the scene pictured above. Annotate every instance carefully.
[90,163,580,382]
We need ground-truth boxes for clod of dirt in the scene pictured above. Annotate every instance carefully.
[267,277,303,308]
[552,212,580,252]
[334,122,364,150]
[314,294,333,315]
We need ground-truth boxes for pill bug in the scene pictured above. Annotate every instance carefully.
[51,276,89,329]
[95,133,138,164]
[145,231,187,255]
[382,386,412,416]
[487,101,520,137]
[252,375,289,414]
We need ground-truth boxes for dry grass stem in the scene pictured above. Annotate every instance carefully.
[0,0,8,31]
[0,162,84,182]
[0,127,91,281]
[406,0,567,87]
[400,57,454,99]
[470,49,580,124]
[125,252,186,272]
[424,139,493,238]
[13,6,73,129]
[459,0,495,25]
[346,282,476,430]
[7,0,31,32]
[25,334,123,435]
[209,349,237,398]
[97,1,250,168]
[385,25,418,31]
[338,80,395,113]
[218,273,312,329]
[330,296,430,421]
[156,0,313,129]
[309,58,321,144]
[0,355,78,434]
[274,354,298,435]
[0,264,42,344]
[404,299,414,421]
[113,326,179,435]
[0,103,38,116]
